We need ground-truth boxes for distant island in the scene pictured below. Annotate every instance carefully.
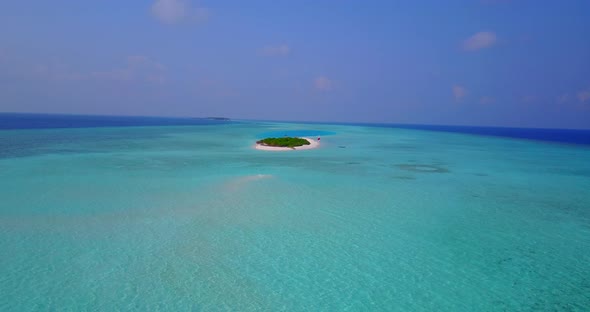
[255,137,320,151]
[205,117,231,121]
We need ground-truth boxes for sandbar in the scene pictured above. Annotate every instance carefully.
[255,137,320,151]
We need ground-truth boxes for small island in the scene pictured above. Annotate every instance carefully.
[257,137,310,148]
[255,136,319,151]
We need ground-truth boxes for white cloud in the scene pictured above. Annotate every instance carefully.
[480,96,495,105]
[314,76,332,91]
[260,44,290,57]
[91,55,166,83]
[196,78,238,98]
[33,64,87,81]
[463,31,497,51]
[481,0,512,4]
[128,55,150,66]
[127,55,167,71]
[90,68,132,82]
[557,93,569,104]
[578,90,590,103]
[452,85,467,101]
[521,95,537,104]
[151,0,208,24]
[25,55,166,84]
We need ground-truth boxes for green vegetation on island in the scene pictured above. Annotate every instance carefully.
[256,137,310,148]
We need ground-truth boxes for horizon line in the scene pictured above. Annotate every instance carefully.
[1,111,589,131]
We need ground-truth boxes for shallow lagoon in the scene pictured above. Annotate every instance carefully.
[1,120,589,311]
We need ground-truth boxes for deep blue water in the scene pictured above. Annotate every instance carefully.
[381,124,590,146]
[0,113,230,130]
[260,119,590,146]
[2,113,589,145]
[256,129,336,139]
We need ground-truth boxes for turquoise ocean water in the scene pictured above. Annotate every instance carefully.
[1,119,589,311]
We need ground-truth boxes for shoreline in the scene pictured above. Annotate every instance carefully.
[255,137,319,151]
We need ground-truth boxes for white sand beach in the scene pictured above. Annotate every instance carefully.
[255,137,320,151]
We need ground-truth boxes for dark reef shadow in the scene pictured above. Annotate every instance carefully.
[395,164,450,173]
[392,175,416,180]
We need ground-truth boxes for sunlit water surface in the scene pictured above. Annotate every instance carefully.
[1,121,589,311]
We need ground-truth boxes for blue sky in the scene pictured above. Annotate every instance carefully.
[0,0,589,128]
